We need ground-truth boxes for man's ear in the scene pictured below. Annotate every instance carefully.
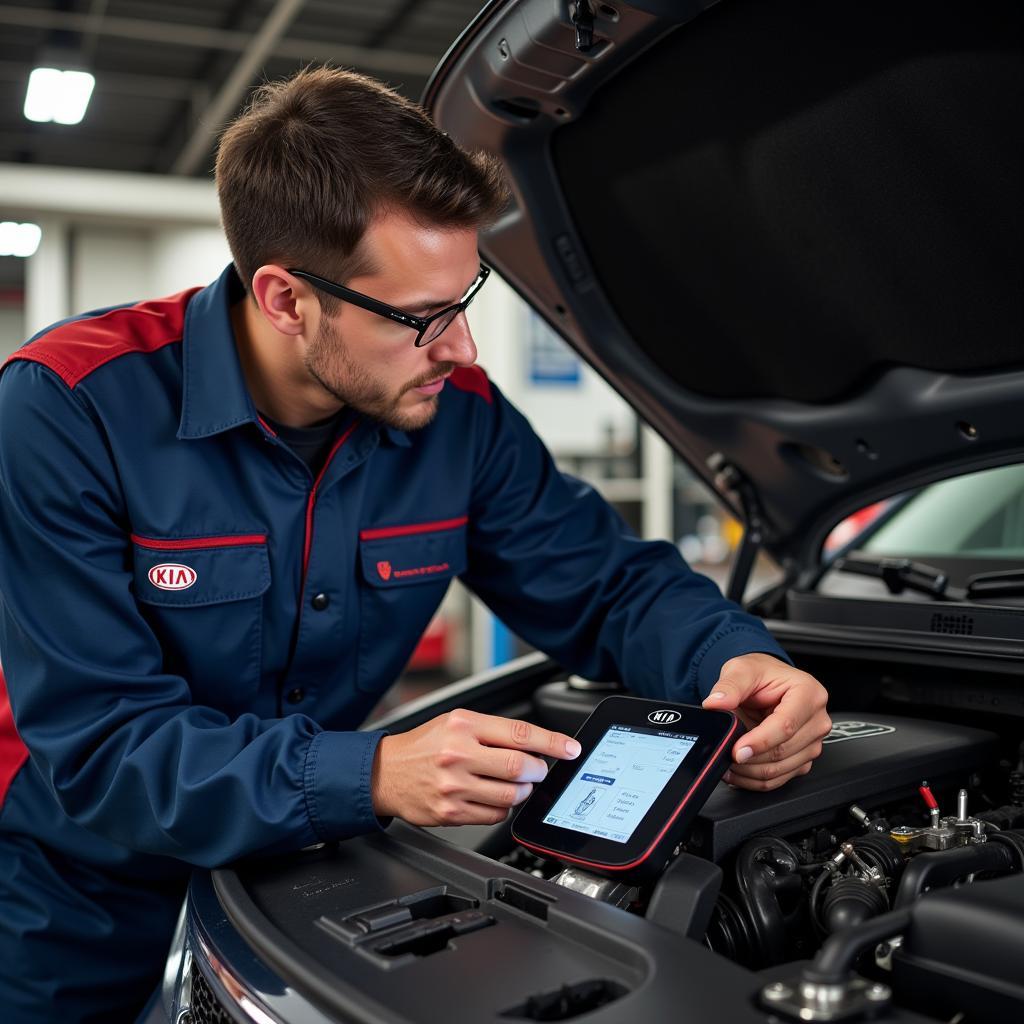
[250,265,316,337]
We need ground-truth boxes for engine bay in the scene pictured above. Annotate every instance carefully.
[183,660,1024,1024]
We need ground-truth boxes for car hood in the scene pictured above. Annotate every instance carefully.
[424,0,1023,572]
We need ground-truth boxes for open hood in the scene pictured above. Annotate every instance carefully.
[425,0,1023,573]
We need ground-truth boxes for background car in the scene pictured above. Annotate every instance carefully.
[163,2,1024,1023]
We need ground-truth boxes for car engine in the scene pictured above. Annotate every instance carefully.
[174,671,1024,1024]
[498,681,1024,1019]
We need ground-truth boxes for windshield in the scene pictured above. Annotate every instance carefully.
[861,464,1024,560]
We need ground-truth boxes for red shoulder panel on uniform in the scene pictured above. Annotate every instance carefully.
[5,288,201,388]
[0,669,28,811]
[448,365,492,404]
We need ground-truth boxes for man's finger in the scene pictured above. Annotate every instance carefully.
[727,741,822,782]
[452,778,533,809]
[701,673,756,711]
[436,801,512,826]
[730,686,822,763]
[725,761,813,792]
[459,710,581,760]
[738,710,831,766]
[470,745,549,784]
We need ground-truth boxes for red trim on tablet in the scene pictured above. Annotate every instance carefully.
[514,717,739,873]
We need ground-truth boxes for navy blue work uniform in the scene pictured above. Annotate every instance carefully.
[0,266,788,1021]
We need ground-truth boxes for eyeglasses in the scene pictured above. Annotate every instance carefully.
[288,263,491,347]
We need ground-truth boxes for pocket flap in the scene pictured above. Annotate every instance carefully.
[359,524,466,588]
[132,533,271,607]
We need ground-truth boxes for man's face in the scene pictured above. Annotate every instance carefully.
[302,213,481,431]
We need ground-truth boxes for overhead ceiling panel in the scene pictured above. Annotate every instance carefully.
[0,0,482,176]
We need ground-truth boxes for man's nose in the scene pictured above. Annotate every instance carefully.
[430,312,477,366]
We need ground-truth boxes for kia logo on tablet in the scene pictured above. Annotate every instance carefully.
[648,710,682,725]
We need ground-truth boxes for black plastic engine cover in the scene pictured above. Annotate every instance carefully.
[893,873,1024,1021]
[688,713,997,861]
[210,822,776,1024]
[531,685,1000,864]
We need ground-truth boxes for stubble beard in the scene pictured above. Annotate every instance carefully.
[305,319,453,432]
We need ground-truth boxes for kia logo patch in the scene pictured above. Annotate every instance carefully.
[148,563,197,591]
[648,709,682,725]
[377,561,392,581]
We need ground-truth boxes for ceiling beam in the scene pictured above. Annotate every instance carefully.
[0,162,220,225]
[0,4,437,76]
[172,0,307,176]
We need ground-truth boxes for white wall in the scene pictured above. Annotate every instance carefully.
[149,227,232,296]
[71,227,151,312]
[0,307,24,361]
[71,225,231,312]
[467,273,635,457]
[20,220,232,342]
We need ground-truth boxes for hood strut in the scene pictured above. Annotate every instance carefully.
[570,1,595,52]
[709,454,766,605]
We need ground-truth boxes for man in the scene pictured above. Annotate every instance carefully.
[0,68,830,1021]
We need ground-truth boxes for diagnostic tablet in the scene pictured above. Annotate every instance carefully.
[511,696,740,882]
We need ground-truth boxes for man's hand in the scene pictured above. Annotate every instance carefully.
[371,708,582,826]
[701,653,830,791]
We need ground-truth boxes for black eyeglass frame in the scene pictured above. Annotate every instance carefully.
[288,263,491,347]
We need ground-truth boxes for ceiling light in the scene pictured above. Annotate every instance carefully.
[0,222,42,258]
[24,67,95,125]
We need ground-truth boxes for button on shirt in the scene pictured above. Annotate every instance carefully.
[0,265,788,876]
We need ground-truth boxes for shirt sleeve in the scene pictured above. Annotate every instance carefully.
[459,379,791,702]
[0,360,384,868]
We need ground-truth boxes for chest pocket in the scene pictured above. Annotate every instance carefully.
[131,533,270,709]
[356,520,467,694]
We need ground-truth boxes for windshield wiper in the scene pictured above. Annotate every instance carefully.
[965,569,1024,599]
[836,558,1024,602]
[834,556,962,601]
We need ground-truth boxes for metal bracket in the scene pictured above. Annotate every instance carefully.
[551,866,637,907]
[707,453,767,604]
[760,975,892,1022]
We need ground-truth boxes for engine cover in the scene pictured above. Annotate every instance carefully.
[688,713,997,861]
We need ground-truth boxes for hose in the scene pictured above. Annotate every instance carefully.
[808,865,832,937]
[733,837,802,966]
[803,908,913,985]
[893,842,1014,909]
[988,829,1024,869]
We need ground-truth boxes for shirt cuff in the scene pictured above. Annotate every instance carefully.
[690,626,792,700]
[302,729,390,842]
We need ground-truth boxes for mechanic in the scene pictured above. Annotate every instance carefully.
[0,67,830,1022]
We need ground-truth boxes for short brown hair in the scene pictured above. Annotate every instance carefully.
[215,66,509,305]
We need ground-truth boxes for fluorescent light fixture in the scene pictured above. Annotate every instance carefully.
[24,67,95,125]
[0,222,42,258]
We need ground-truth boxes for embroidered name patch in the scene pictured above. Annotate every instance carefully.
[377,560,450,581]
[148,563,198,591]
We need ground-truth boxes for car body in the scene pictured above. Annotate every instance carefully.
[165,2,1023,1022]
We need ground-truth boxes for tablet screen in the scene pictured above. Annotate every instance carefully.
[542,724,698,844]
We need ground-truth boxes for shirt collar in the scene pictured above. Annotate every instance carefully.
[382,425,411,447]
[177,264,258,440]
